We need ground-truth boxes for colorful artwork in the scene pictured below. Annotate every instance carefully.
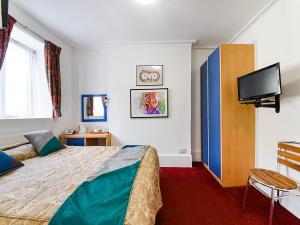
[136,65,163,86]
[130,88,168,118]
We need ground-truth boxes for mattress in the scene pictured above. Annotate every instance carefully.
[0,146,162,225]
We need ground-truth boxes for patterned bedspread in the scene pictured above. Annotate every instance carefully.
[0,146,162,225]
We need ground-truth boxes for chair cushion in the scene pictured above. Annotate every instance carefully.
[0,151,24,176]
[250,168,298,190]
[24,130,64,156]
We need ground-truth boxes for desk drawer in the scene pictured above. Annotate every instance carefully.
[66,138,84,146]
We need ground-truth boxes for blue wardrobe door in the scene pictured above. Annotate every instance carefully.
[208,47,221,178]
[201,61,209,165]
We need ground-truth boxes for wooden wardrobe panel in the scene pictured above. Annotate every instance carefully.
[220,44,255,187]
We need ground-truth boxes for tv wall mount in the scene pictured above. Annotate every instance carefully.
[241,95,280,113]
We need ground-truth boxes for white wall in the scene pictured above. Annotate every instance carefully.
[191,48,213,161]
[0,3,74,137]
[74,43,193,167]
[232,0,300,218]
[72,49,108,132]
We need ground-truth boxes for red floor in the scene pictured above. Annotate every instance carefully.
[156,163,300,225]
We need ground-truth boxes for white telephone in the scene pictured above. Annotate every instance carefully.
[64,129,75,135]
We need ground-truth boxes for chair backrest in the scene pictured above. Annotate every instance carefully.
[278,142,300,172]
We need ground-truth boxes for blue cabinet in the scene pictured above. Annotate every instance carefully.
[66,138,85,146]
[200,61,209,165]
[207,48,221,178]
[201,48,221,178]
[200,48,221,178]
[200,44,255,187]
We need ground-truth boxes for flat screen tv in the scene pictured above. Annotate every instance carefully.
[238,63,282,101]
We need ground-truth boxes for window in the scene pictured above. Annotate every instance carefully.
[0,25,52,119]
[93,97,105,118]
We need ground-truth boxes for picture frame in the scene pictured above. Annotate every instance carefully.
[81,94,108,122]
[130,88,168,118]
[136,65,163,86]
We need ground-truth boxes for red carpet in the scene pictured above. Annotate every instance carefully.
[156,163,300,225]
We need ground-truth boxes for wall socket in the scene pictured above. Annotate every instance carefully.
[179,149,187,154]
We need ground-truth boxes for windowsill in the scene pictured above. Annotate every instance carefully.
[0,117,53,121]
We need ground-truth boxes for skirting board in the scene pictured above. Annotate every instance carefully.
[248,180,300,219]
[159,154,192,167]
[192,149,201,162]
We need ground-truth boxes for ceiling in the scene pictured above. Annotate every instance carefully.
[11,0,273,49]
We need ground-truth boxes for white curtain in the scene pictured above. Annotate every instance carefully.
[31,47,52,118]
[3,41,32,118]
[1,41,52,118]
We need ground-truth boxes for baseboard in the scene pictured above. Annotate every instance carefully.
[281,198,300,219]
[159,154,192,167]
[252,183,300,219]
[192,149,201,162]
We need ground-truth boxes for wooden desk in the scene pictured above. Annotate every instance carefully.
[61,133,111,146]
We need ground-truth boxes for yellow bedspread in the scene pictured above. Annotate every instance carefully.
[0,146,162,225]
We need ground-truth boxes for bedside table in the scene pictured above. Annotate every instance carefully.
[61,133,111,146]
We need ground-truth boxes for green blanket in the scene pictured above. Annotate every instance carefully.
[49,161,140,225]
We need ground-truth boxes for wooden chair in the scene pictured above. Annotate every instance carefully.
[243,142,300,225]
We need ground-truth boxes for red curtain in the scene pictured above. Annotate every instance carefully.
[0,15,16,70]
[44,41,62,118]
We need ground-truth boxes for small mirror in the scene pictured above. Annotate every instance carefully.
[81,94,107,122]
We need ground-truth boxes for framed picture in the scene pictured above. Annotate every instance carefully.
[136,65,163,86]
[130,88,168,118]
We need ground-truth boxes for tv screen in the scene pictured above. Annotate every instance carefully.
[238,63,282,101]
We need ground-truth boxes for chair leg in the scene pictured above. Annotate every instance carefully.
[243,176,250,207]
[269,188,275,225]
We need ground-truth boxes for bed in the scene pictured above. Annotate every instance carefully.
[0,145,162,225]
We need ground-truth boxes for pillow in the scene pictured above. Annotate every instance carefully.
[4,144,37,161]
[24,130,64,156]
[0,151,24,176]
